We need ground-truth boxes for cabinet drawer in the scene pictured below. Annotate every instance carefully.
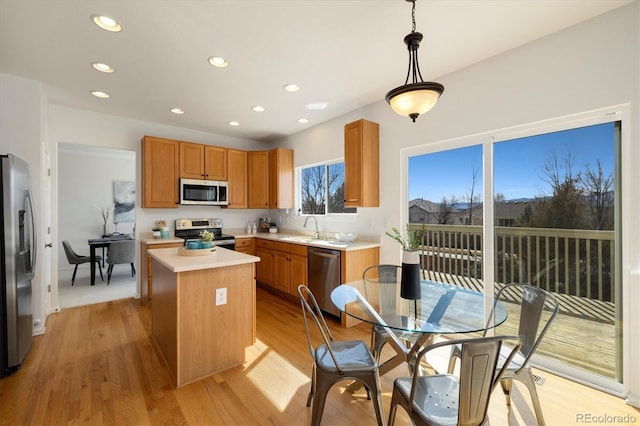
[289,243,308,257]
[256,239,289,252]
[235,238,255,249]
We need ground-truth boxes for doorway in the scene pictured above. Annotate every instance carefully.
[56,143,137,308]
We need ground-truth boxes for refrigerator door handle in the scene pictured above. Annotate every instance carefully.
[25,191,37,280]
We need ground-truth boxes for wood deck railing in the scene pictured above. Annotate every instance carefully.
[412,223,616,319]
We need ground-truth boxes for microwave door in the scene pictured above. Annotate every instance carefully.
[217,185,227,204]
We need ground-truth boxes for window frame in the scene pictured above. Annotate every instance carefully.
[297,159,357,216]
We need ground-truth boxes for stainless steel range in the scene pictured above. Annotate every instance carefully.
[174,218,235,250]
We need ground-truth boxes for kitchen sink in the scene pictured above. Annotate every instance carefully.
[278,236,313,243]
[278,236,349,247]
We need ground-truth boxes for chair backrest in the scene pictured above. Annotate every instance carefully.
[362,264,401,284]
[414,335,522,426]
[362,265,401,314]
[491,283,559,365]
[62,240,81,264]
[106,240,136,265]
[297,285,345,370]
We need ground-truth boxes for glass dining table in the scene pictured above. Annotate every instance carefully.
[330,279,507,376]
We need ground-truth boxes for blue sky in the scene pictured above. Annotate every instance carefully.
[408,122,616,202]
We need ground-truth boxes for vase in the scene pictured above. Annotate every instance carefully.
[400,250,421,300]
[200,241,213,249]
[102,223,107,237]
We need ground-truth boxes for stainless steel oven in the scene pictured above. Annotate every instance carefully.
[174,218,235,250]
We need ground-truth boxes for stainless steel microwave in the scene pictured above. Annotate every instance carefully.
[179,178,228,206]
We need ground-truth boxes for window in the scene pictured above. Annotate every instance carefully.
[299,161,356,215]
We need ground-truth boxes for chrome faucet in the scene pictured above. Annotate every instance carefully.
[303,216,320,239]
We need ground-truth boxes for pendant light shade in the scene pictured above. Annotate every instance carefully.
[385,1,444,122]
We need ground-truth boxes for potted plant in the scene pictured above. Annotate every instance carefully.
[199,230,214,248]
[386,224,425,299]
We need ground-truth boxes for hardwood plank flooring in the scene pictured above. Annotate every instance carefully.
[1,287,638,425]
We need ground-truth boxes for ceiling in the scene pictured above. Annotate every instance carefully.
[0,1,631,142]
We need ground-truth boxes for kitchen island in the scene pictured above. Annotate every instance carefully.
[148,246,260,387]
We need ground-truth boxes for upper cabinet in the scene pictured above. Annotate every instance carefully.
[248,151,270,209]
[344,119,379,207]
[269,147,294,209]
[179,142,227,181]
[227,149,248,209]
[142,135,293,210]
[247,148,293,210]
[142,136,180,208]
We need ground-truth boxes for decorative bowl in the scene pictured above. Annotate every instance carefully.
[335,233,357,242]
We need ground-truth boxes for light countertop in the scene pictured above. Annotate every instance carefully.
[148,246,259,272]
[139,232,184,245]
[225,229,381,251]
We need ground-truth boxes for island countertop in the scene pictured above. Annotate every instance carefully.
[148,246,260,273]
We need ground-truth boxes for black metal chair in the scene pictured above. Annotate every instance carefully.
[297,284,385,426]
[62,240,103,285]
[105,240,136,284]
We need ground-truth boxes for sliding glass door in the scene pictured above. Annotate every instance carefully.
[407,115,623,390]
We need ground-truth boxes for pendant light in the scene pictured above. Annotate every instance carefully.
[385,0,444,122]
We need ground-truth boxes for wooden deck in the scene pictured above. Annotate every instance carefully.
[424,270,618,379]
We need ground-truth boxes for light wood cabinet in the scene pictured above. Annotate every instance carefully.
[344,119,379,207]
[142,135,180,208]
[235,237,255,255]
[255,240,307,296]
[256,247,274,286]
[179,142,227,181]
[248,151,270,209]
[269,147,294,209]
[140,241,184,301]
[226,149,248,209]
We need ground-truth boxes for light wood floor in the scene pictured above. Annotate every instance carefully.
[1,287,638,425]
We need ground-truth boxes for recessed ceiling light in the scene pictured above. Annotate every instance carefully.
[298,118,309,124]
[251,105,265,112]
[227,121,240,126]
[208,56,229,68]
[170,108,184,114]
[91,62,114,73]
[283,84,300,93]
[91,14,122,32]
[90,90,110,99]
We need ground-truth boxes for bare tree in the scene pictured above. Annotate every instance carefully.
[437,195,458,224]
[580,159,614,230]
[301,166,325,214]
[462,160,481,225]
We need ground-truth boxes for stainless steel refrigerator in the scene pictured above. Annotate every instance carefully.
[1,154,36,378]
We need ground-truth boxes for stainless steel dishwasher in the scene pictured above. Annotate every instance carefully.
[307,246,342,317]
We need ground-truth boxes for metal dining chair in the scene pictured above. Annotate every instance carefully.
[362,264,407,362]
[297,284,385,426]
[62,240,103,285]
[446,283,559,426]
[388,335,522,426]
[105,240,136,285]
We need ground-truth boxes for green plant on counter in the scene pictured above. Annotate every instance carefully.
[200,230,214,242]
